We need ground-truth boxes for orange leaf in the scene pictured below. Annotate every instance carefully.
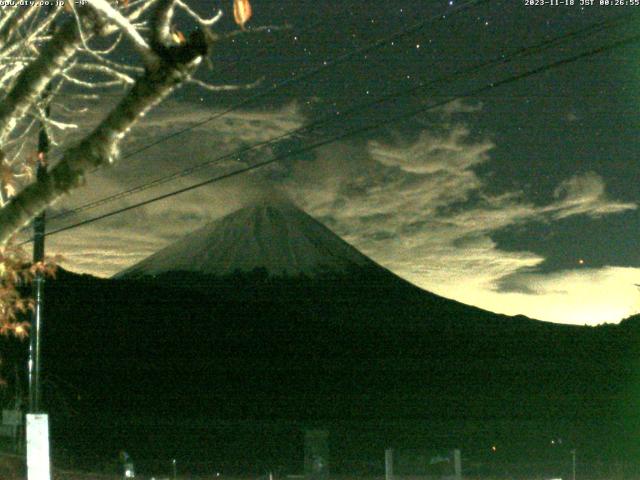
[233,0,252,29]
[171,29,186,44]
[13,322,29,340]
[14,299,26,313]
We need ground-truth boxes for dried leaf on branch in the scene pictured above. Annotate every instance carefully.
[234,0,252,29]
[0,241,58,340]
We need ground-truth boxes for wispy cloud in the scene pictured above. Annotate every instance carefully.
[281,116,638,325]
[43,98,638,325]
[548,171,636,219]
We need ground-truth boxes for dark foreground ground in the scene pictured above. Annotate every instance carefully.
[3,447,640,480]
[3,270,640,478]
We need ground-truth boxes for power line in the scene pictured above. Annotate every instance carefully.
[85,0,490,164]
[22,30,640,244]
[50,15,629,224]
[41,0,492,222]
[43,0,489,207]
[45,12,635,224]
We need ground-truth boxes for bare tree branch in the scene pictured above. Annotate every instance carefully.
[175,1,223,28]
[0,4,38,46]
[86,0,157,67]
[188,76,262,91]
[0,8,61,63]
[0,30,211,244]
[0,12,100,143]
[152,0,177,48]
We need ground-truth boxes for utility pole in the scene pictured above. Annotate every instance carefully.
[27,0,58,415]
[26,11,53,478]
[28,0,57,417]
[26,90,52,480]
[28,112,48,413]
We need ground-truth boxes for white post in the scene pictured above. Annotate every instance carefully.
[26,413,51,480]
[453,449,462,480]
[385,448,394,480]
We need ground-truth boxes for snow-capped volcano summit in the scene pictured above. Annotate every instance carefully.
[116,199,376,278]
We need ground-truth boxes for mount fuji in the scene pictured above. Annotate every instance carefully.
[112,197,542,332]
[116,198,377,279]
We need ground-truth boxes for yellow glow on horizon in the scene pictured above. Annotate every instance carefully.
[410,265,640,326]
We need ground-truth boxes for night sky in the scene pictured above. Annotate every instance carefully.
[42,0,640,325]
